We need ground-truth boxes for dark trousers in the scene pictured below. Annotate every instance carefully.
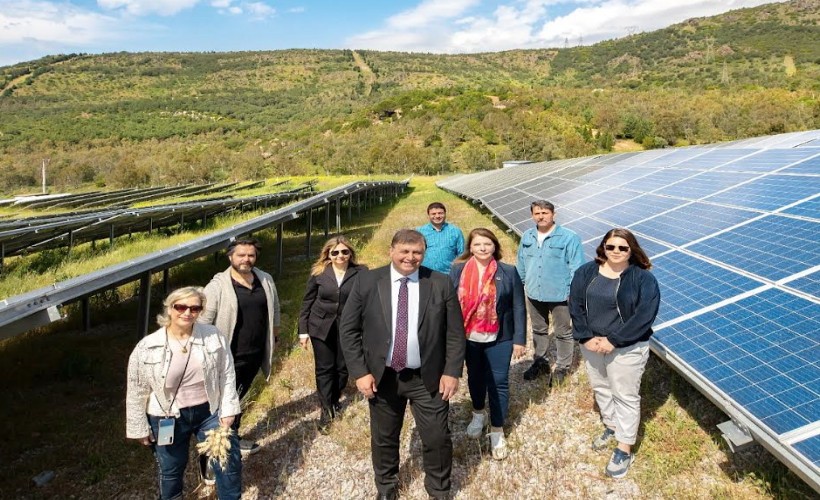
[232,353,263,431]
[466,339,513,428]
[310,324,349,414]
[369,367,452,498]
[149,403,242,500]
[525,298,575,370]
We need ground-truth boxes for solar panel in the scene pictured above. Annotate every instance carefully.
[438,128,820,491]
[654,288,819,436]
[705,175,820,211]
[687,216,819,281]
[714,149,819,172]
[631,202,760,246]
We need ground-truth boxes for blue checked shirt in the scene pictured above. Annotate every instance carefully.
[417,222,465,274]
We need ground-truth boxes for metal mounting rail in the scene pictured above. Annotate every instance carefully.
[0,180,407,339]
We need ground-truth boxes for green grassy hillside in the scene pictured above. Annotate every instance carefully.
[0,0,818,192]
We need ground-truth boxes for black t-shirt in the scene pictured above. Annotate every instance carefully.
[231,272,268,360]
[586,274,624,337]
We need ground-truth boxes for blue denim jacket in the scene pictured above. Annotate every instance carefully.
[515,225,584,302]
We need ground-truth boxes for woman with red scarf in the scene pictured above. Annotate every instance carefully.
[449,228,526,459]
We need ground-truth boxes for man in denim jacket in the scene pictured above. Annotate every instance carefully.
[516,200,584,385]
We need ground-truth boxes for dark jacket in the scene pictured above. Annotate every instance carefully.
[449,261,526,346]
[569,261,660,348]
[298,264,366,341]
[339,265,466,394]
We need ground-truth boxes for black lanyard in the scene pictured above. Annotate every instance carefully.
[161,328,194,417]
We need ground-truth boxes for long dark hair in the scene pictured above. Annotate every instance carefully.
[311,235,359,276]
[454,228,502,263]
[594,228,652,269]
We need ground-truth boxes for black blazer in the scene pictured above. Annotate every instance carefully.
[449,261,527,346]
[298,264,366,341]
[339,265,466,394]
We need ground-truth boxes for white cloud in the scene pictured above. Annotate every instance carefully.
[287,6,305,14]
[347,0,786,53]
[228,5,241,14]
[243,1,274,19]
[0,0,122,45]
[347,0,480,51]
[97,0,200,16]
[210,0,231,8]
[385,0,480,29]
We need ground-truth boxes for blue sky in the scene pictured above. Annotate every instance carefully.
[0,0,783,67]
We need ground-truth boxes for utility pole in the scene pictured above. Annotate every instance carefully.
[41,158,49,194]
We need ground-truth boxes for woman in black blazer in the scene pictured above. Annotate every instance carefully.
[449,228,526,460]
[299,235,366,430]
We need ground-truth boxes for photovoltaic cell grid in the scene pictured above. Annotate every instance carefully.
[653,288,819,436]
[437,129,820,490]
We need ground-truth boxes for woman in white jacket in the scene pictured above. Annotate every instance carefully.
[126,286,242,499]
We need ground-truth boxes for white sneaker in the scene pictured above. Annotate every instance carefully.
[466,412,486,438]
[239,439,261,457]
[488,431,508,460]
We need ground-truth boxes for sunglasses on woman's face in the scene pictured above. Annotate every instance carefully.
[172,304,203,313]
[605,245,630,253]
[330,249,350,256]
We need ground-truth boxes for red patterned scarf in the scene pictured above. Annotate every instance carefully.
[457,257,499,336]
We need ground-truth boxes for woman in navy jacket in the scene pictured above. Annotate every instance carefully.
[299,235,366,430]
[569,228,660,479]
[449,228,526,460]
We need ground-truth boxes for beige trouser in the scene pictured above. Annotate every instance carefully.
[581,341,650,446]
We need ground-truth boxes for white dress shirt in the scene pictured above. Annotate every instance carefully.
[386,265,421,369]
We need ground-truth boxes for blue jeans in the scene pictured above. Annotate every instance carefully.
[148,403,242,500]
[465,339,513,427]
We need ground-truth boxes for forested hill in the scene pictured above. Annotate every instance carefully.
[1,0,818,191]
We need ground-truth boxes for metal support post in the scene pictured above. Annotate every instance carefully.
[82,297,91,331]
[137,271,152,338]
[324,202,330,239]
[163,268,170,295]
[305,208,313,258]
[276,223,284,277]
[335,198,341,234]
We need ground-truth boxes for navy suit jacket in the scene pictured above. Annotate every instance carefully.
[449,261,526,346]
[339,265,466,394]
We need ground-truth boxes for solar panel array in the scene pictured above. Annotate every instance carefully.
[0,186,315,258]
[438,129,820,491]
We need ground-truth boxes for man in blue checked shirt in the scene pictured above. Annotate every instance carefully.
[417,202,465,274]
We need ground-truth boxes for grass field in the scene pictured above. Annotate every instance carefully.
[0,176,815,498]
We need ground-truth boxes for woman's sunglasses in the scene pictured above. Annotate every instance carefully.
[605,245,630,252]
[172,304,203,313]
[330,249,351,256]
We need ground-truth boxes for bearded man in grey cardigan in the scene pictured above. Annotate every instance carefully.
[200,238,281,457]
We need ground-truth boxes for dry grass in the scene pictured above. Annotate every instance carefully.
[0,176,815,499]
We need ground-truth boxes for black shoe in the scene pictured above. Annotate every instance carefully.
[523,358,550,381]
[553,368,570,386]
[318,410,334,434]
[375,491,397,500]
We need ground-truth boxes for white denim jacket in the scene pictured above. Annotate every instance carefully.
[125,323,241,439]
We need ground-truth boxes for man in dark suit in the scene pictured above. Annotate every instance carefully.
[340,229,466,500]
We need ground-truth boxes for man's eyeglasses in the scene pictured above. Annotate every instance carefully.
[330,249,351,256]
[605,245,630,253]
[172,304,203,313]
